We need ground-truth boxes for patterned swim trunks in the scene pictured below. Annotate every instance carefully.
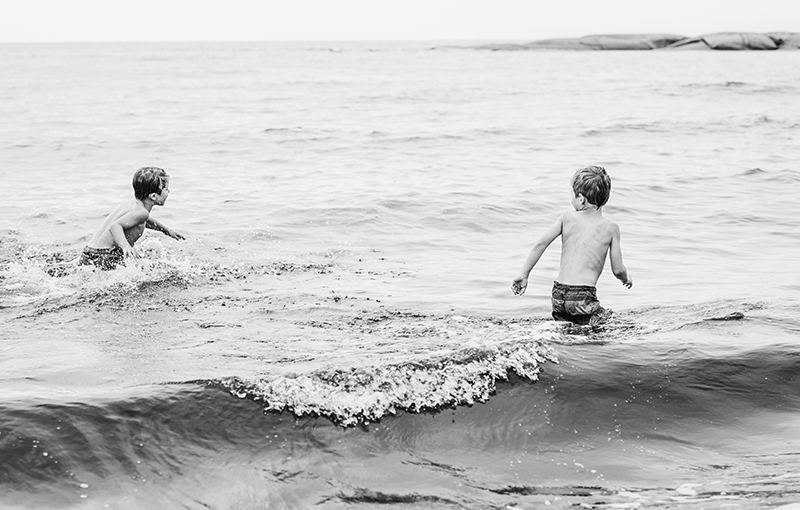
[78,246,125,270]
[551,281,612,326]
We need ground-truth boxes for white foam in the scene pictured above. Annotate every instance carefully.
[220,339,557,427]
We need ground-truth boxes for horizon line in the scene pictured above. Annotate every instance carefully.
[2,30,797,45]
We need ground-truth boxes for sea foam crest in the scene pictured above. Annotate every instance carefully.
[219,340,557,427]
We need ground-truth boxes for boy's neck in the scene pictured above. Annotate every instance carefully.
[577,204,602,214]
[138,198,156,212]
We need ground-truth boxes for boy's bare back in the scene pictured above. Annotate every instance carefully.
[557,208,624,287]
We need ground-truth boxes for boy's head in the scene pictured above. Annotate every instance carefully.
[571,165,611,208]
[132,167,169,201]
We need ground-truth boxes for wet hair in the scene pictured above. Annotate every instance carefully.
[571,165,611,207]
[132,167,169,201]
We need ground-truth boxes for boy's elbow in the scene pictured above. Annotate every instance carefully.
[533,236,555,251]
[532,240,547,251]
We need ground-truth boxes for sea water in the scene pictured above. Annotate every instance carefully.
[1,41,799,509]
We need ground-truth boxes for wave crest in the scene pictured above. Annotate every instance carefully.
[217,340,557,427]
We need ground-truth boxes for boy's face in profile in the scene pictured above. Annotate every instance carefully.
[152,181,170,206]
[570,190,583,211]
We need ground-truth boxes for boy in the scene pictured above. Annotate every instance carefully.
[79,166,184,270]
[511,165,632,326]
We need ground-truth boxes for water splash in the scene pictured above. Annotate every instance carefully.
[218,339,557,427]
[0,237,197,309]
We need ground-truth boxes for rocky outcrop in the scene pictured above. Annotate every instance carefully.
[663,37,710,50]
[768,32,800,50]
[575,34,685,50]
[475,34,684,51]
[470,32,800,51]
[703,32,777,50]
[665,32,778,50]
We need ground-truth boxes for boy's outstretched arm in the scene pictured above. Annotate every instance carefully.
[511,214,563,296]
[109,209,150,258]
[609,223,633,289]
[146,218,185,240]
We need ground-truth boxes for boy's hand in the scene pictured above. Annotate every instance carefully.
[511,276,528,295]
[165,229,185,241]
[122,245,139,259]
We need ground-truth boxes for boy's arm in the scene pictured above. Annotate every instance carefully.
[511,214,564,296]
[109,209,150,258]
[146,218,185,240]
[609,223,633,288]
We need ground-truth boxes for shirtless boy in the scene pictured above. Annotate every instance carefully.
[79,167,184,270]
[511,165,632,326]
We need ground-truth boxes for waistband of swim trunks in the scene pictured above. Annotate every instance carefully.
[553,280,597,291]
[83,246,123,254]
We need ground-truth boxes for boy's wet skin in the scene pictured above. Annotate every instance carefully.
[80,167,183,270]
[512,165,632,326]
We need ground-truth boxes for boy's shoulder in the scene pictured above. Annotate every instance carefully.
[562,209,620,232]
[111,199,150,221]
[122,198,147,211]
[130,200,151,220]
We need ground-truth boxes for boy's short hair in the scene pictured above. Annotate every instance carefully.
[132,167,169,200]
[572,165,611,207]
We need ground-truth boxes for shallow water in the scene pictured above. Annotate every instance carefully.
[1,41,800,509]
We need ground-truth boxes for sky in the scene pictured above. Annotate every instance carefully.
[1,0,798,43]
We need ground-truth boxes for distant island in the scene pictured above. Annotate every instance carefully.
[466,32,800,51]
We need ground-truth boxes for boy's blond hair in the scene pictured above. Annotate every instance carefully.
[572,165,611,207]
[132,167,169,201]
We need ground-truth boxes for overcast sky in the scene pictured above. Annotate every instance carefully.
[1,0,798,43]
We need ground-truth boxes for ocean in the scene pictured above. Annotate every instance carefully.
[1,41,799,509]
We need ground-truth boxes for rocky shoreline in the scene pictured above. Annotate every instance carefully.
[472,32,800,51]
